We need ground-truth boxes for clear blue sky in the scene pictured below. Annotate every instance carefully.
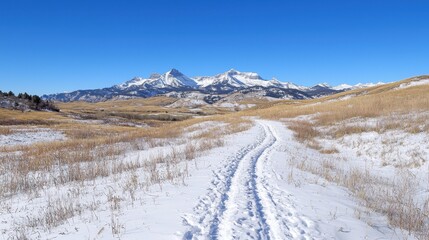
[1,0,428,95]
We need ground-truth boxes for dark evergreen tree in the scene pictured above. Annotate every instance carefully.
[32,95,41,105]
[23,92,31,100]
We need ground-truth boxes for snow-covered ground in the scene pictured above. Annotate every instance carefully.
[396,78,429,89]
[0,119,425,239]
[0,128,65,146]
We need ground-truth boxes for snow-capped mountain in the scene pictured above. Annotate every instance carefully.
[116,69,197,90]
[43,68,369,103]
[194,69,286,92]
[312,83,331,89]
[281,81,308,91]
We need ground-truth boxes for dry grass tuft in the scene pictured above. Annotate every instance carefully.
[0,127,13,135]
[288,121,320,142]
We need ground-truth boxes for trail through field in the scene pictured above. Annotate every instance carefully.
[182,120,321,240]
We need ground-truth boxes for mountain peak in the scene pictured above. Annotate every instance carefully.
[226,69,239,75]
[163,69,197,87]
[314,82,331,88]
[167,68,184,77]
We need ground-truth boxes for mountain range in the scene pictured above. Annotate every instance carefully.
[43,69,384,103]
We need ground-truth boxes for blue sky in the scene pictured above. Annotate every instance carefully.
[1,0,428,95]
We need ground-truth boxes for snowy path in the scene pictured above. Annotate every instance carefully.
[182,120,320,240]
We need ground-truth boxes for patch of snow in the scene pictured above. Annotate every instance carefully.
[217,102,236,108]
[333,84,353,90]
[0,128,66,146]
[396,79,429,89]
[167,99,207,108]
[334,82,386,91]
[353,82,385,89]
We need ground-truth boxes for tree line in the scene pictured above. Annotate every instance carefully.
[0,90,59,111]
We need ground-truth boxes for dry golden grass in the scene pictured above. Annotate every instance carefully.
[319,148,339,154]
[288,121,320,142]
[0,108,66,125]
[0,126,13,135]
[59,96,229,115]
[54,96,239,129]
[57,96,177,111]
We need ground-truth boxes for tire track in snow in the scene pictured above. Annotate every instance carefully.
[182,123,267,240]
[255,123,322,240]
[215,121,275,239]
[182,120,320,240]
